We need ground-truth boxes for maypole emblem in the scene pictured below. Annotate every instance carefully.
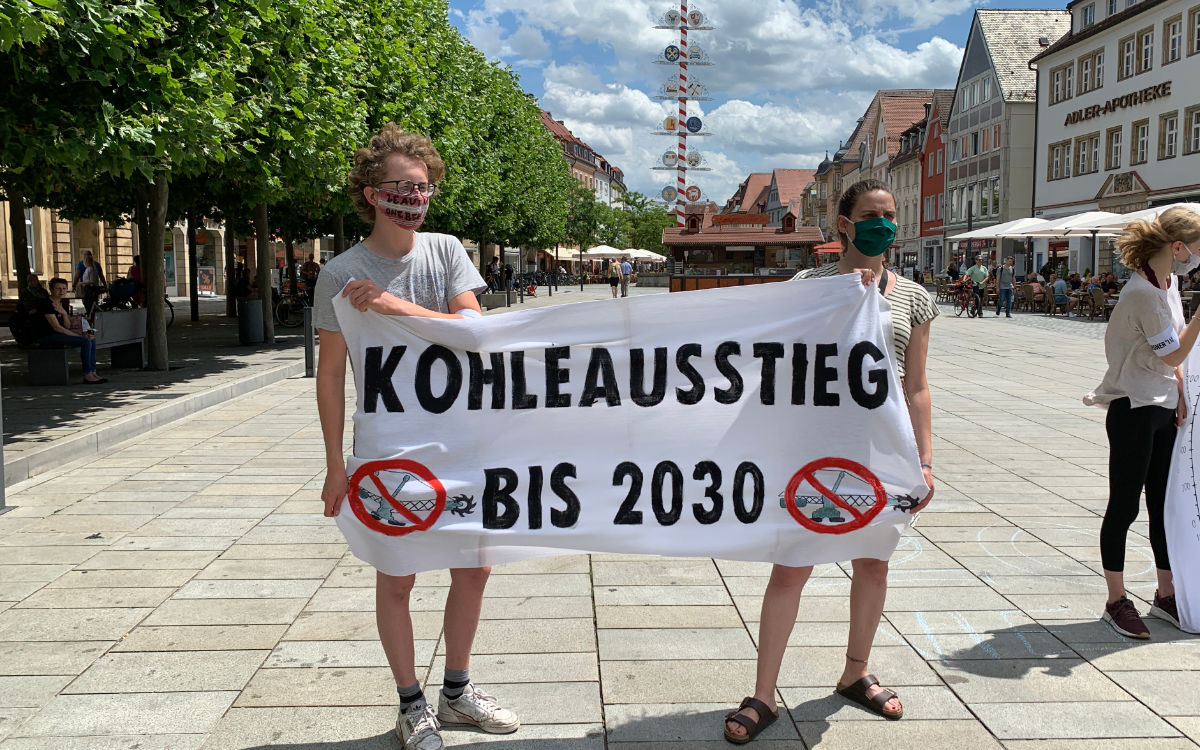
[664,45,681,62]
[662,151,679,167]
[684,185,702,202]
[686,116,703,133]
[661,186,678,202]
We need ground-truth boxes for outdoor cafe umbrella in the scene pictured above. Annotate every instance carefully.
[946,217,1052,240]
[1094,202,1200,232]
[1011,211,1121,276]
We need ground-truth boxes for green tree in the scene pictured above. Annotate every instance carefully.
[624,191,674,255]
[565,181,602,250]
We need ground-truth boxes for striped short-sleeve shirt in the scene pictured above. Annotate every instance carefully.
[793,264,938,377]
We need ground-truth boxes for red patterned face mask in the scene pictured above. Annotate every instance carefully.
[372,188,429,231]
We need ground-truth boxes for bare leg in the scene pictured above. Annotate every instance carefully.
[1104,569,1126,604]
[838,558,900,714]
[443,566,491,672]
[377,571,418,687]
[725,564,812,740]
[1157,568,1174,598]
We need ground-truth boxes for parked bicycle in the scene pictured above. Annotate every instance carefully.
[953,278,980,318]
[274,280,310,328]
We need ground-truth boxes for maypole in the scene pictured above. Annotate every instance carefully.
[652,5,713,226]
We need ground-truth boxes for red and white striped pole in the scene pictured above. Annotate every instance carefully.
[676,1,688,226]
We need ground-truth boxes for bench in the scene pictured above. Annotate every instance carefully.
[0,298,17,326]
[478,292,510,310]
[26,308,147,385]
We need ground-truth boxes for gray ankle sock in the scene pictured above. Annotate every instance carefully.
[398,682,425,712]
[442,668,470,699]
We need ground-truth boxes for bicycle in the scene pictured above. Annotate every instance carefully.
[953,280,981,318]
[274,291,309,327]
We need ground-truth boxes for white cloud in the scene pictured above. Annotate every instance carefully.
[461,0,976,204]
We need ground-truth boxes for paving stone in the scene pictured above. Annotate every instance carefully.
[906,631,1077,660]
[65,650,267,693]
[482,573,592,597]
[972,701,1180,739]
[0,642,109,677]
[593,586,732,606]
[283,610,442,641]
[16,587,174,609]
[427,652,598,683]
[172,578,322,599]
[472,681,601,724]
[480,596,594,620]
[931,659,1131,703]
[142,597,307,626]
[1107,670,1200,715]
[438,618,595,655]
[794,719,1004,749]
[0,676,73,708]
[81,550,219,570]
[0,735,208,750]
[0,565,72,584]
[442,724,605,748]
[606,702,800,742]
[111,624,287,652]
[264,639,435,668]
[777,645,939,687]
[782,684,973,720]
[598,628,754,661]
[591,559,721,586]
[0,582,42,602]
[887,610,1044,635]
[0,709,36,743]
[0,547,99,566]
[1002,741,1200,750]
[883,585,1015,611]
[235,666,396,707]
[600,660,758,703]
[0,607,150,641]
[1080,641,1200,671]
[491,554,590,574]
[13,691,237,736]
[220,542,348,560]
[47,569,196,588]
[594,605,743,629]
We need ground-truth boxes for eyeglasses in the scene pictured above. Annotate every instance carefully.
[375,180,439,197]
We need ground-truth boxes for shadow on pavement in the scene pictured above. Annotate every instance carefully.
[1,309,309,446]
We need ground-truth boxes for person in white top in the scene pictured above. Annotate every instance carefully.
[1085,206,1200,639]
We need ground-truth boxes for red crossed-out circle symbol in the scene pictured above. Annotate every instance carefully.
[347,459,446,537]
[784,457,887,535]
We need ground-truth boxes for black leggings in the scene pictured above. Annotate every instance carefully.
[1100,397,1175,572]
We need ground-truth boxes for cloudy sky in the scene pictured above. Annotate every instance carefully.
[446,0,1058,206]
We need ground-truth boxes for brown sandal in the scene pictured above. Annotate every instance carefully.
[723,696,778,745]
[835,674,903,720]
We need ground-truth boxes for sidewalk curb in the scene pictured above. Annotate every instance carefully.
[3,357,306,487]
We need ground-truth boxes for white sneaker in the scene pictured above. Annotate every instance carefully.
[396,702,443,750]
[437,683,520,734]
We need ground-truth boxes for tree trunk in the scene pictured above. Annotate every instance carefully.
[187,208,199,322]
[333,213,345,256]
[224,212,237,317]
[143,173,170,370]
[4,178,30,296]
[255,201,274,344]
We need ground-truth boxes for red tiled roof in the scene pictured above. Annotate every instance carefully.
[772,169,817,205]
[879,94,934,159]
[663,225,824,247]
[749,184,771,213]
[540,111,581,146]
[724,172,772,213]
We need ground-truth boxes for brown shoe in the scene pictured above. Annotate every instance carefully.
[1104,596,1150,639]
[1150,590,1181,629]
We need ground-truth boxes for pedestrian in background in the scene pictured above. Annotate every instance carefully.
[995,255,1016,318]
[313,122,518,750]
[74,250,107,317]
[619,255,633,297]
[1084,206,1200,639]
[606,258,622,298]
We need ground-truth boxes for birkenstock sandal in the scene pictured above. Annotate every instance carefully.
[723,696,778,745]
[835,674,903,719]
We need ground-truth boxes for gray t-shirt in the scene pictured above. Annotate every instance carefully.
[996,265,1016,290]
[313,234,486,333]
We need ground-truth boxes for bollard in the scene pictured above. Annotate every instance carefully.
[506,285,512,307]
[518,280,525,303]
[303,307,315,378]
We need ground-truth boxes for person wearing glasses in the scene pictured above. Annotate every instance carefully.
[313,123,512,750]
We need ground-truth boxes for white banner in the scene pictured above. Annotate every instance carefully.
[331,277,927,577]
[1166,348,1200,633]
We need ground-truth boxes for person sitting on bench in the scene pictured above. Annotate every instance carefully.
[34,277,107,385]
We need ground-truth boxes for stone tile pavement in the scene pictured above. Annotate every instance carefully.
[0,286,1198,748]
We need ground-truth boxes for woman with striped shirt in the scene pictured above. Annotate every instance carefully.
[725,179,937,743]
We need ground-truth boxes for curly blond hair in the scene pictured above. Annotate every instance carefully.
[1115,206,1200,269]
[348,123,446,223]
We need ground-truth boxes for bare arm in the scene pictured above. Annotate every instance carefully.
[45,311,76,337]
[343,281,482,319]
[903,321,934,511]
[1160,314,1200,368]
[317,328,349,517]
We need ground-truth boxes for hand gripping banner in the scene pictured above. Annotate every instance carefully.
[332,276,928,576]
[1166,346,1200,633]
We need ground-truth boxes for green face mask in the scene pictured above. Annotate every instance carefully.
[847,217,897,257]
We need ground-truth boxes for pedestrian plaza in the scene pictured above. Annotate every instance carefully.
[0,288,1197,749]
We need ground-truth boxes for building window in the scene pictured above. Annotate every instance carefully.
[18,209,37,273]
[983,128,991,152]
[1077,138,1090,174]
[1160,112,1179,158]
[1052,68,1063,103]
[991,177,1000,215]
[949,188,958,221]
[983,76,992,101]
[1187,105,1200,154]
[1139,27,1155,73]
[971,131,980,156]
[1095,50,1104,87]
[1064,65,1075,98]
[1107,0,1118,16]
[1107,126,1123,169]
[1080,56,1092,93]
[1082,3,1095,27]
[993,124,1002,150]
[937,148,943,173]
[1191,6,1200,55]
[1049,140,1073,180]
[1166,16,1183,63]
[1120,35,1136,78]
[1132,118,1150,164]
